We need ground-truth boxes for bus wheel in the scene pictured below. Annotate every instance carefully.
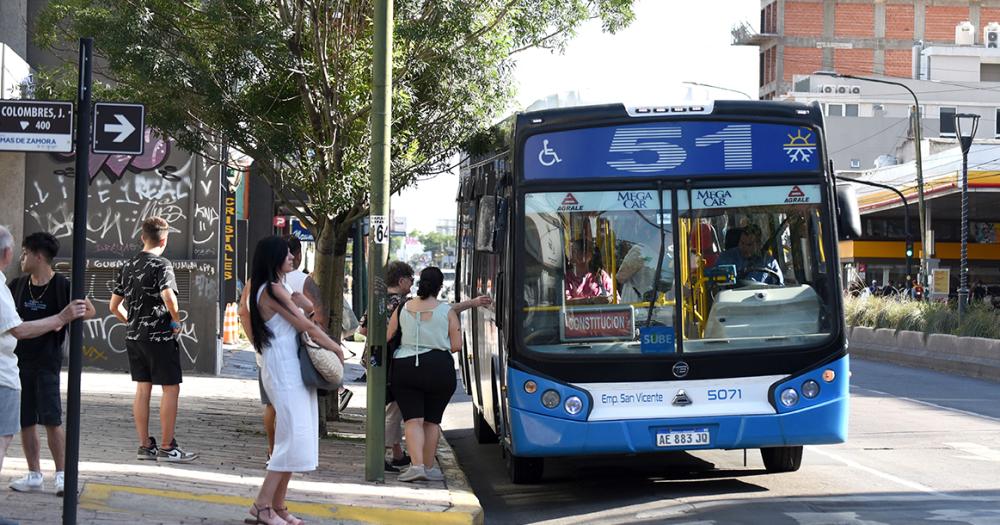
[760,446,803,473]
[473,405,498,444]
[506,450,543,484]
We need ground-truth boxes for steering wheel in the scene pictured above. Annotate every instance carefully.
[739,266,782,286]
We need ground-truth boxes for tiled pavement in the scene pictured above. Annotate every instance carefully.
[0,341,481,524]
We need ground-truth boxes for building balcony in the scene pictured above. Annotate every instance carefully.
[731,21,777,46]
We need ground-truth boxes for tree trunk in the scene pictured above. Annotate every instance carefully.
[311,220,339,433]
[311,218,353,430]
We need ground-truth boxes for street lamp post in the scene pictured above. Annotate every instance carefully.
[681,81,754,100]
[814,72,929,286]
[955,113,979,320]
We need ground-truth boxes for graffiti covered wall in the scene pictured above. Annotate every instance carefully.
[23,130,223,374]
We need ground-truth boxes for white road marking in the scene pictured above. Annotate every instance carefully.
[806,446,954,498]
[944,442,1000,462]
[786,511,890,525]
[853,386,1000,424]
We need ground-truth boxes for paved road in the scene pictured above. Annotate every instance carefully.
[441,359,1000,524]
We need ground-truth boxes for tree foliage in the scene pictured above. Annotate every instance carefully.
[35,0,634,233]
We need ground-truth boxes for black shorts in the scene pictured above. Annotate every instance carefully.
[389,351,456,425]
[126,339,183,385]
[19,368,62,428]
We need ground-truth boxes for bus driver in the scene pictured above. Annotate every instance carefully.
[714,224,784,285]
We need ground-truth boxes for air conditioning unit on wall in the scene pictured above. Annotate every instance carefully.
[986,22,1000,48]
[819,85,861,95]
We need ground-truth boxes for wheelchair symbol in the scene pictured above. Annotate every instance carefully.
[538,140,562,167]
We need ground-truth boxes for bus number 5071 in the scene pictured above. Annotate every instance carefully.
[707,389,742,401]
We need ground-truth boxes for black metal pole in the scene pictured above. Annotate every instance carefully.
[63,37,92,525]
[958,152,969,318]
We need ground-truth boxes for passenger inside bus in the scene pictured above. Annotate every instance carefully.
[713,223,784,285]
[565,239,615,304]
[615,214,672,304]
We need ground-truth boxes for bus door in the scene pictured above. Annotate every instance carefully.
[472,169,503,431]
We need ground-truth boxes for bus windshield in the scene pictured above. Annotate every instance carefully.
[679,184,834,352]
[519,185,835,356]
[521,190,676,355]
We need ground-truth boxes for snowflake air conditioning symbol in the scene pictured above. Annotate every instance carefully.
[784,129,816,163]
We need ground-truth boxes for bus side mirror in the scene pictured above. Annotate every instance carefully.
[835,185,862,240]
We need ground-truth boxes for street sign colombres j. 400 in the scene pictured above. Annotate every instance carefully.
[0,100,74,153]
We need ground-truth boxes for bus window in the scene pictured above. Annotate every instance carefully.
[678,185,833,352]
[476,196,497,252]
[521,190,675,355]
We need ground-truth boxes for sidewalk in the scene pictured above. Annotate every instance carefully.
[0,341,482,525]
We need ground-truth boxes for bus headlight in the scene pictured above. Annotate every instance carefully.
[801,380,820,399]
[564,396,583,415]
[779,388,799,407]
[822,369,836,383]
[524,380,538,394]
[541,390,561,409]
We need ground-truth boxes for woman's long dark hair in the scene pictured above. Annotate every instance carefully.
[249,236,290,353]
[416,266,444,299]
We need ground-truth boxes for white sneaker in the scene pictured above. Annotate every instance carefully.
[55,472,65,496]
[425,466,444,481]
[9,471,44,492]
[398,465,428,482]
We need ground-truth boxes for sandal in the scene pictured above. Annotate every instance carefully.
[274,506,304,525]
[245,503,288,525]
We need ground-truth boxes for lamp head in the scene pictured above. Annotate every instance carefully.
[955,113,980,154]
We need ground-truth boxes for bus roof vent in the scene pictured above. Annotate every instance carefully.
[626,102,715,117]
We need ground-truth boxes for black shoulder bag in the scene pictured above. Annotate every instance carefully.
[385,297,410,405]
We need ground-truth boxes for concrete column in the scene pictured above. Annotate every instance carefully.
[914,0,926,41]
[0,0,27,56]
[874,0,886,74]
[0,0,28,247]
[971,3,981,43]
[823,0,835,70]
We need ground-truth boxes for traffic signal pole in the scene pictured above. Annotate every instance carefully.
[837,176,913,277]
[365,0,393,483]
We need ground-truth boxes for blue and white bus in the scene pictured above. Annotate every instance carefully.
[454,100,861,483]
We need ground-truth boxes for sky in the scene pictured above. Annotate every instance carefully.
[392,0,760,235]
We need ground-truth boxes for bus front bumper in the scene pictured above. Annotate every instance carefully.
[508,396,848,457]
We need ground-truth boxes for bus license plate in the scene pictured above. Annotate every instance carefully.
[656,428,710,448]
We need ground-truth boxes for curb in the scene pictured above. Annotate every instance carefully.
[437,434,486,525]
[75,437,484,525]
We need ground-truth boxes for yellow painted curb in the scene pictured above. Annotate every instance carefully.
[80,480,479,525]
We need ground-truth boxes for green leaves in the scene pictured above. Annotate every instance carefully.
[33,0,635,228]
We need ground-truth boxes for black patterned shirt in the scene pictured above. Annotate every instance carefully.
[112,252,178,342]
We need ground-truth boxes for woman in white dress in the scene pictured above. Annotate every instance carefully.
[245,236,344,525]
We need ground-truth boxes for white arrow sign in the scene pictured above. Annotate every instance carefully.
[104,113,135,143]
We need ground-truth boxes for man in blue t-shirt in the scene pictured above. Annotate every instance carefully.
[715,224,784,285]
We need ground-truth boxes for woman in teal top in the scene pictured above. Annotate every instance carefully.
[386,267,462,482]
